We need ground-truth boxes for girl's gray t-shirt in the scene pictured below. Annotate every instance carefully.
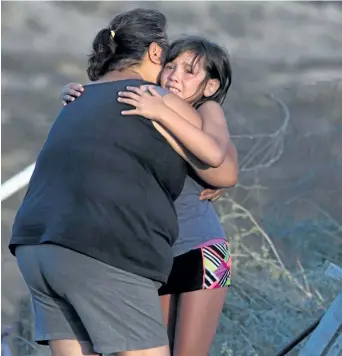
[173,176,226,257]
[153,86,226,256]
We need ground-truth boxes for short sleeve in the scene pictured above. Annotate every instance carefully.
[140,84,169,97]
[152,86,169,97]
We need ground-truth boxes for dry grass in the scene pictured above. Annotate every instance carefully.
[210,89,342,355]
[210,195,341,356]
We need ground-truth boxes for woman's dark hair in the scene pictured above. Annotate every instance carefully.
[167,36,232,108]
[87,8,169,81]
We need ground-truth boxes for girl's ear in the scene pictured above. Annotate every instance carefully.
[203,78,220,97]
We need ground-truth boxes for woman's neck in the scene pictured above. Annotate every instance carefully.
[89,67,145,85]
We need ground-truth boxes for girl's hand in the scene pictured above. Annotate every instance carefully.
[117,85,166,121]
[60,83,84,106]
[199,188,223,202]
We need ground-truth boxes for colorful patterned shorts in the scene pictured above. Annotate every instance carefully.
[158,240,231,296]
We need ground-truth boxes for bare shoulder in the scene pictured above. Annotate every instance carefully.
[198,100,222,110]
[197,101,229,139]
[197,101,225,118]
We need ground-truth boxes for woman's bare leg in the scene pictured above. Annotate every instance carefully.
[160,294,172,327]
[49,340,98,356]
[173,288,228,356]
[50,339,170,356]
[160,294,179,351]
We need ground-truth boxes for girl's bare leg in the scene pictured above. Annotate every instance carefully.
[173,288,228,356]
[118,345,170,356]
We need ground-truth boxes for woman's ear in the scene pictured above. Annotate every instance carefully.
[203,78,220,98]
[148,42,163,65]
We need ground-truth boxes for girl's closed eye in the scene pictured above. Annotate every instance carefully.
[184,66,194,74]
[164,63,174,70]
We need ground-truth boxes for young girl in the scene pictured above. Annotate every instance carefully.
[61,36,238,356]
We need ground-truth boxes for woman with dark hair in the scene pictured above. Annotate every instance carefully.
[61,36,238,356]
[9,10,230,356]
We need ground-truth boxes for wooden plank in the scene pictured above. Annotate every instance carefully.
[325,263,342,281]
[326,331,342,356]
[299,290,342,356]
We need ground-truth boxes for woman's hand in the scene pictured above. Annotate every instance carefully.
[60,83,84,106]
[117,86,167,121]
[199,188,223,202]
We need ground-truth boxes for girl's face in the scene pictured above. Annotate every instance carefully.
[160,51,207,104]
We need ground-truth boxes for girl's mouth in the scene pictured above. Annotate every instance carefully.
[166,86,181,94]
